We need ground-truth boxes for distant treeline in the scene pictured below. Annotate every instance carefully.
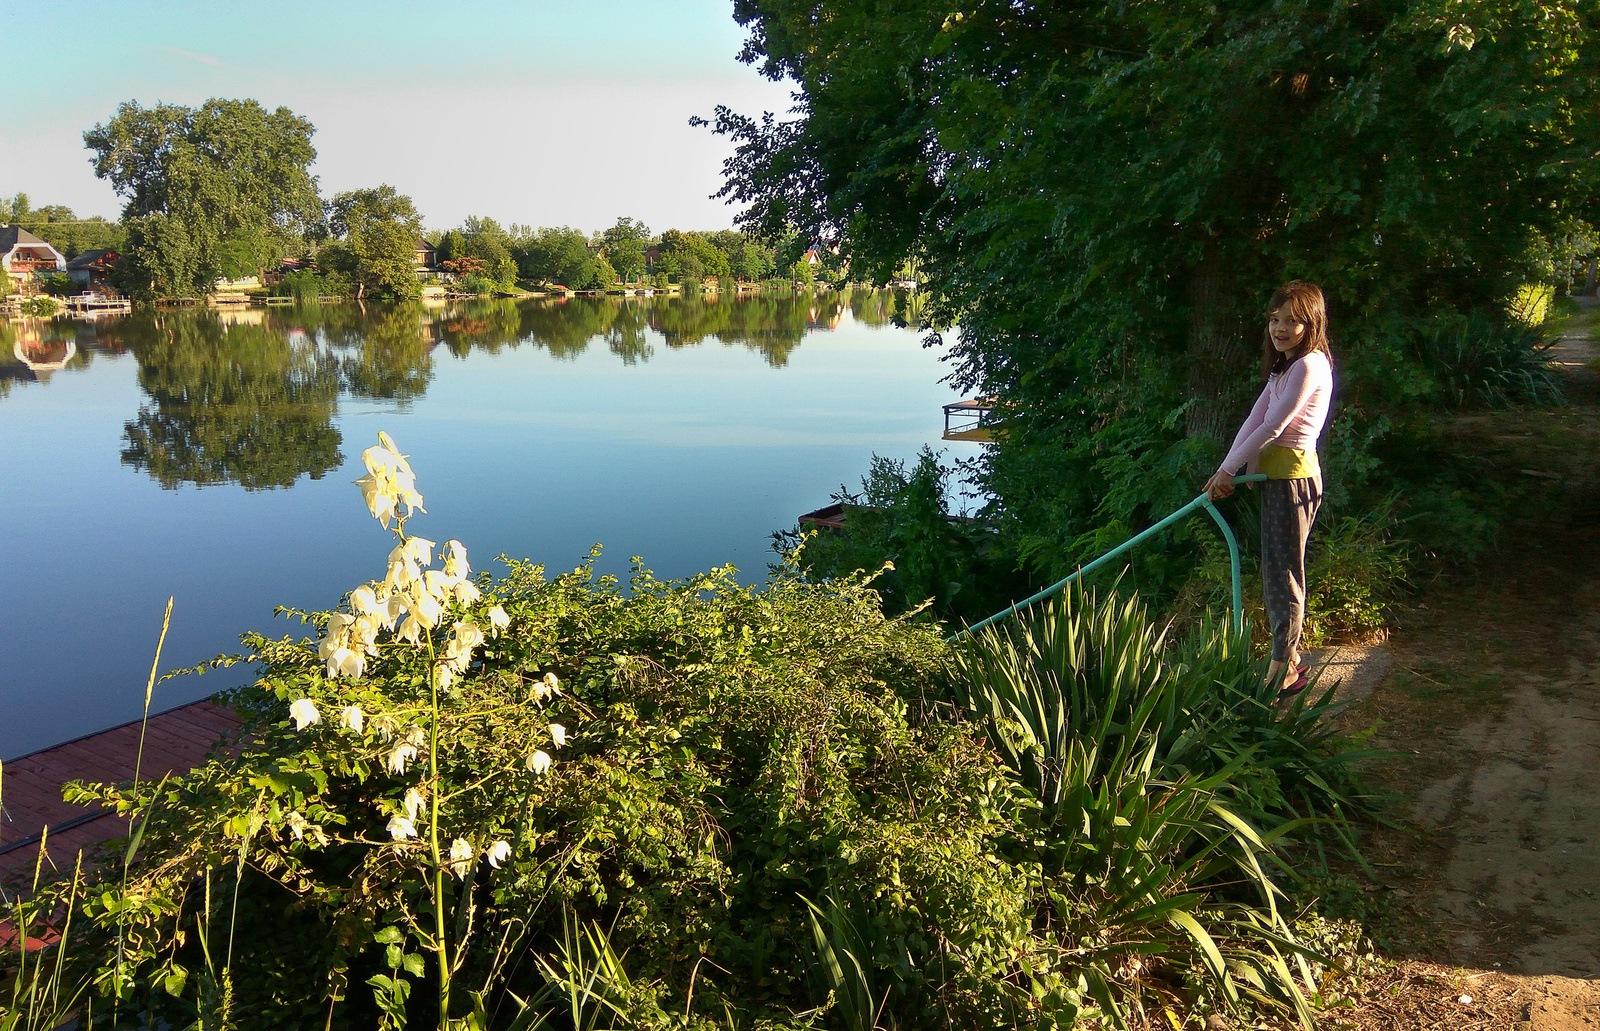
[425,218,817,294]
[2,98,839,302]
[0,193,123,258]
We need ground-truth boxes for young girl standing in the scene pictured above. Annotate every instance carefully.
[1203,281,1334,694]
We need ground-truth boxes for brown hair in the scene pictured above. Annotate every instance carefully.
[1261,280,1331,379]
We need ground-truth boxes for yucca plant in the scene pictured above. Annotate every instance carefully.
[801,894,891,1031]
[950,586,1337,1027]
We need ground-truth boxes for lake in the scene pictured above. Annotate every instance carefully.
[0,291,977,758]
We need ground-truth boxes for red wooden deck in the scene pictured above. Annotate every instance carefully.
[0,700,243,885]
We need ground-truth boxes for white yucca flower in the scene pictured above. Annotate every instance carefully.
[443,540,470,580]
[448,837,474,879]
[486,840,512,869]
[340,705,365,732]
[289,698,320,731]
[387,740,419,776]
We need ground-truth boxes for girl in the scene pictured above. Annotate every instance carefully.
[1203,281,1334,695]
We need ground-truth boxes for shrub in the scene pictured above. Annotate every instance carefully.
[1303,504,1411,646]
[271,269,333,301]
[18,295,60,317]
[774,448,1032,625]
[951,587,1376,1026]
[39,272,75,296]
[8,439,1375,1031]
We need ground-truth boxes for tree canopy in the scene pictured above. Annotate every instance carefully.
[325,186,424,300]
[601,217,651,282]
[713,0,1600,568]
[84,99,320,298]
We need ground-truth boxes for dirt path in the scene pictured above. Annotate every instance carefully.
[1341,300,1600,1029]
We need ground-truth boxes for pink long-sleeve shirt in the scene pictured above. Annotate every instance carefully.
[1217,351,1333,476]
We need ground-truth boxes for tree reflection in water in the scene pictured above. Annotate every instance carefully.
[121,311,344,489]
[0,289,917,490]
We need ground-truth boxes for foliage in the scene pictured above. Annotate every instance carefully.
[513,227,610,290]
[270,268,334,301]
[32,272,73,297]
[17,296,60,318]
[84,99,320,298]
[708,0,1599,603]
[1401,312,1560,410]
[444,217,520,290]
[0,193,123,258]
[601,218,651,283]
[7,442,1378,1030]
[326,186,424,300]
[656,230,733,284]
[775,447,1031,624]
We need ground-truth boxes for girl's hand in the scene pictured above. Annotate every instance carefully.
[1204,469,1235,500]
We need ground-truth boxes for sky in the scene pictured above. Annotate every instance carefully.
[0,0,795,233]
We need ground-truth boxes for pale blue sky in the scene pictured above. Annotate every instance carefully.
[0,0,793,232]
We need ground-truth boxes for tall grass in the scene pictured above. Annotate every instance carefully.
[2,840,90,1031]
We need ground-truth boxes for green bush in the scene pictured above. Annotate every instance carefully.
[39,272,75,296]
[773,448,1032,625]
[17,295,60,317]
[1302,505,1411,646]
[9,438,1377,1031]
[271,269,333,301]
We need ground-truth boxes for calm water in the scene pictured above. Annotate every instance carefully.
[0,291,975,758]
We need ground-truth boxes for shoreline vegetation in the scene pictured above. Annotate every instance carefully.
[1,99,892,311]
[3,0,1597,1018]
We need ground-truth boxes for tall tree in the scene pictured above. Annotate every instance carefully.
[326,186,424,299]
[602,217,651,282]
[712,0,1600,565]
[84,99,320,298]
[515,227,607,288]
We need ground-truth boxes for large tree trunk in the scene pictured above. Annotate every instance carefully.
[1183,237,1253,442]
[1585,256,1597,297]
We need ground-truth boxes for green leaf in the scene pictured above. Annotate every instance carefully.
[162,963,189,997]
[1168,910,1237,1004]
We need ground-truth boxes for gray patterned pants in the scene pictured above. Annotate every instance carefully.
[1261,476,1323,662]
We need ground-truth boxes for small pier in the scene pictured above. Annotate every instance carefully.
[943,397,997,442]
[0,700,242,884]
[65,293,132,316]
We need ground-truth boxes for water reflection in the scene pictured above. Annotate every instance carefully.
[0,286,953,760]
[121,313,344,490]
[0,290,922,491]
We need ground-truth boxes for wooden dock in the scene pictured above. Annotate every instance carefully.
[0,700,242,884]
[943,397,998,442]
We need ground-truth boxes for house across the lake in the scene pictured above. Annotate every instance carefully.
[65,249,121,290]
[1,226,67,288]
[414,239,439,277]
